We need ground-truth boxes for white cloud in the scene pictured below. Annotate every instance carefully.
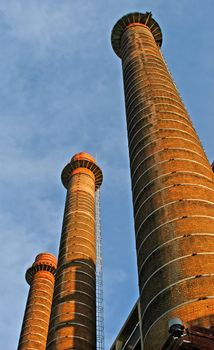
[0,1,213,349]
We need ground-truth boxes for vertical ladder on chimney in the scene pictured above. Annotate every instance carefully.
[95,188,105,350]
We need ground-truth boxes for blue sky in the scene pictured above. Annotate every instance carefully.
[0,1,214,349]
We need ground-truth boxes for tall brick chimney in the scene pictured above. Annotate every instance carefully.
[18,253,57,350]
[111,12,214,350]
[46,152,103,350]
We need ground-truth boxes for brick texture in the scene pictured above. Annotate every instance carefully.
[46,152,102,350]
[111,12,214,350]
[18,253,56,350]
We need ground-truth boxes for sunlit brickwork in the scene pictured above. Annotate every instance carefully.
[18,253,56,350]
[46,152,102,350]
[111,12,214,350]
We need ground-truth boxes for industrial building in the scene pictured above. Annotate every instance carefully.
[110,300,214,349]
[17,10,214,350]
[110,300,142,350]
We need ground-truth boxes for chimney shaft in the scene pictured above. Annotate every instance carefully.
[18,253,56,350]
[111,12,214,350]
[46,152,102,350]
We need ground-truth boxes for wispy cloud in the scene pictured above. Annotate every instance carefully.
[0,1,214,349]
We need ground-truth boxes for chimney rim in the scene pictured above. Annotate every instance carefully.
[111,11,162,57]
